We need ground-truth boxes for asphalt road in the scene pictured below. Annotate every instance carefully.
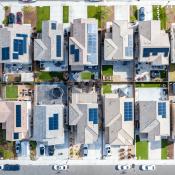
[1,165,175,175]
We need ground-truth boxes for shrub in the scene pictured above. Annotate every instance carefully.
[141,83,144,87]
[70,151,73,155]
[0,141,3,145]
[7,142,13,146]
[0,148,4,151]
[25,20,31,24]
[76,152,79,156]
[21,5,35,15]
[60,153,63,155]
[30,141,37,150]
[3,18,9,24]
[30,82,34,86]
[2,83,6,86]
[130,15,136,22]
[2,150,13,159]
[5,6,9,10]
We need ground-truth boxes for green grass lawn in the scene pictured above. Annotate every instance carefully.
[36,6,50,33]
[136,135,148,160]
[135,82,167,88]
[102,65,113,76]
[81,72,94,80]
[150,70,166,79]
[6,86,18,98]
[153,5,158,20]
[38,72,63,81]
[133,5,137,20]
[170,63,175,81]
[63,6,69,23]
[103,84,111,94]
[161,139,167,160]
[87,6,101,28]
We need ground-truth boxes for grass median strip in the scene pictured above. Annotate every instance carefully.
[135,82,167,88]
[161,139,167,160]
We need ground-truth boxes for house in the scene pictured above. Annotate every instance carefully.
[104,20,133,61]
[171,103,175,140]
[138,20,170,65]
[139,101,170,141]
[0,101,31,141]
[104,94,134,145]
[69,92,98,144]
[0,24,32,63]
[170,23,175,63]
[32,105,64,145]
[69,18,98,71]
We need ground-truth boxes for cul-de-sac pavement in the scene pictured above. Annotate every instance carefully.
[0,0,175,174]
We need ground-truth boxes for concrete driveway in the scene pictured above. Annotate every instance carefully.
[149,140,161,160]
[137,5,153,21]
[115,5,129,21]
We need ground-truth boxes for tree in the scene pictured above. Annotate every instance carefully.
[3,18,8,24]
[5,6,9,10]
[101,6,113,23]
[95,79,103,89]
[78,81,85,89]
[67,80,74,89]
[170,7,175,14]
[21,5,35,15]
[33,73,39,78]
[88,79,94,88]
[130,16,136,22]
[63,71,69,81]
[52,77,59,82]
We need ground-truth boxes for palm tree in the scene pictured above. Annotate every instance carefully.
[95,79,103,89]
[78,81,85,89]
[63,71,69,81]
[67,80,74,89]
[52,77,59,82]
[33,73,39,78]
[88,79,94,88]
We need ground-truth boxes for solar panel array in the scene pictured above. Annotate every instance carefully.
[49,114,59,130]
[87,24,97,34]
[56,35,61,57]
[88,34,96,54]
[51,23,56,30]
[14,133,19,139]
[124,102,133,121]
[16,34,28,54]
[143,48,169,57]
[87,54,97,64]
[125,34,133,57]
[16,105,21,127]
[158,102,166,118]
[70,44,79,62]
[13,53,19,60]
[89,108,98,124]
[128,35,133,47]
[2,47,9,60]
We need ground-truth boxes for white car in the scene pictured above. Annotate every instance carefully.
[0,165,3,170]
[141,165,155,171]
[15,141,21,154]
[105,144,112,156]
[54,165,67,171]
[118,165,131,170]
[83,144,88,157]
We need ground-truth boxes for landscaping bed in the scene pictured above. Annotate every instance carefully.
[161,139,167,160]
[7,74,21,82]
[24,7,37,28]
[136,135,148,160]
[130,5,137,22]
[81,72,94,80]
[30,141,37,161]
[170,63,175,81]
[5,6,11,19]
[167,139,174,159]
[102,65,113,76]
[135,82,167,88]
[6,85,18,98]
[103,84,111,94]
[150,70,167,79]
[166,6,175,30]
[36,6,50,33]
[63,6,69,23]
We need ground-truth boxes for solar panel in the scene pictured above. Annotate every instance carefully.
[18,40,24,55]
[51,23,56,30]
[124,102,133,121]
[87,54,97,64]
[88,34,96,54]
[54,114,59,130]
[93,108,98,124]
[70,45,75,54]
[87,24,97,34]
[49,117,54,130]
[89,108,98,124]
[74,49,79,62]
[14,39,19,52]
[56,35,61,57]
[14,133,19,139]
[13,53,19,60]
[2,47,9,60]
[128,34,133,47]
[143,48,169,57]
[16,33,28,54]
[16,105,21,127]
[49,114,59,130]
[158,102,166,118]
[89,108,94,121]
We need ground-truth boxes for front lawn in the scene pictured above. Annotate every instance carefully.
[170,63,175,81]
[135,82,167,88]
[87,6,101,28]
[81,72,94,80]
[161,139,167,160]
[36,6,50,33]
[102,65,113,76]
[6,86,18,98]
[103,84,111,94]
[63,6,69,23]
[150,70,166,79]
[136,135,148,160]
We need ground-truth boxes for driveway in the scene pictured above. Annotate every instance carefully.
[115,5,129,21]
[137,5,153,21]
[0,6,5,26]
[149,140,161,160]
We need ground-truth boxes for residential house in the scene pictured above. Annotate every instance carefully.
[170,23,175,63]
[104,94,134,145]
[139,101,170,141]
[171,103,175,140]
[138,20,170,65]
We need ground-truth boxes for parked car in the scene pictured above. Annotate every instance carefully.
[105,144,112,156]
[15,141,21,154]
[40,144,45,156]
[83,144,88,157]
[53,164,67,171]
[3,165,20,171]
[17,12,22,24]
[22,0,37,2]
[118,165,131,170]
[141,165,155,171]
[48,145,55,156]
[0,165,4,170]
[139,7,145,21]
[9,13,15,24]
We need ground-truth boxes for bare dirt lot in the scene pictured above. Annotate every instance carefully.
[24,7,36,29]
[166,5,175,30]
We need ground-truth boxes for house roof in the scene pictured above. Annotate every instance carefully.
[33,105,64,145]
[69,18,98,66]
[104,94,134,145]
[139,101,170,141]
[0,24,32,63]
[34,20,64,61]
[104,20,133,61]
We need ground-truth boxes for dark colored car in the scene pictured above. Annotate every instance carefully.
[3,165,20,171]
[139,7,145,21]
[17,12,22,25]
[48,145,54,156]
[40,144,45,156]
[9,13,15,24]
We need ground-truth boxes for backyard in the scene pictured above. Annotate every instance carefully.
[150,70,167,79]
[161,139,167,160]
[6,86,18,98]
[63,6,69,23]
[81,72,94,80]
[102,65,113,76]
[135,82,167,88]
[170,63,175,81]
[36,6,50,33]
[136,135,148,160]
[103,84,111,94]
